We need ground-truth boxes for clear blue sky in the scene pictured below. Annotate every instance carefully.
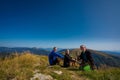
[0,0,120,50]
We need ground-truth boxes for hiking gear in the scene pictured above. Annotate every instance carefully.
[83,65,91,71]
[79,64,91,71]
[78,50,94,70]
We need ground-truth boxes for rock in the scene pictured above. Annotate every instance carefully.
[53,71,62,75]
[30,73,53,80]
[11,77,17,80]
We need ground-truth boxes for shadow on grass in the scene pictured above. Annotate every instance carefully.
[67,67,80,72]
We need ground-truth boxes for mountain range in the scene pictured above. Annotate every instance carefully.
[100,51,120,56]
[0,47,50,57]
[0,47,120,68]
[58,49,120,68]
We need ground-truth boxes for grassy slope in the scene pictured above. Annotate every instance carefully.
[0,52,120,80]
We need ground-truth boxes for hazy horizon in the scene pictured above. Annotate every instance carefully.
[0,41,120,51]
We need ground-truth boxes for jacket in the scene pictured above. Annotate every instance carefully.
[48,50,64,65]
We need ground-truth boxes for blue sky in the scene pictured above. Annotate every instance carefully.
[0,0,120,50]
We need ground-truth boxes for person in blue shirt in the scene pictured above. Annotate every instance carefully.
[48,47,64,65]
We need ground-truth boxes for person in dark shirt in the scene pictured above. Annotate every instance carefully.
[63,49,75,67]
[78,45,95,70]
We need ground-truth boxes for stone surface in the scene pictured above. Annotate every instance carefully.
[30,73,54,80]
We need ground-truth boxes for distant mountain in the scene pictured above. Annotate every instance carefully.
[43,48,63,52]
[0,47,64,57]
[59,49,120,68]
[1,47,120,68]
[89,50,120,68]
[100,51,120,56]
[0,47,50,57]
[42,48,53,51]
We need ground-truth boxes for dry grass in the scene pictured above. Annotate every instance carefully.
[0,52,47,80]
[0,52,120,80]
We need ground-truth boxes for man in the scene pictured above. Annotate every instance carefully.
[48,47,64,65]
[78,45,95,70]
[63,49,75,67]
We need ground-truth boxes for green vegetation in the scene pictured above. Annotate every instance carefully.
[0,52,120,80]
[75,68,120,80]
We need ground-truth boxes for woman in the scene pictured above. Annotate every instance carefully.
[63,49,75,67]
